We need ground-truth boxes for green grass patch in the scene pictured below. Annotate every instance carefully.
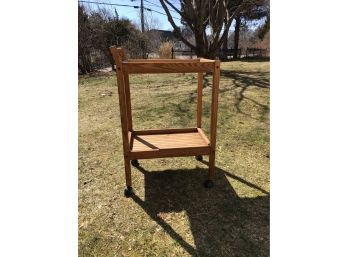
[79,60,270,256]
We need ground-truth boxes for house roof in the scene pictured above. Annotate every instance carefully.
[149,29,177,42]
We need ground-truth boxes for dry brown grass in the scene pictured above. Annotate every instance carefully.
[78,60,270,256]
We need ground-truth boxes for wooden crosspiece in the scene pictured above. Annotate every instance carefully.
[109,46,220,197]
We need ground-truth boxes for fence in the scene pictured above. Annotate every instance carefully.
[78,49,112,74]
[79,47,270,74]
[171,47,268,59]
[245,48,269,58]
[89,49,111,70]
[219,48,242,59]
[171,48,195,59]
[171,48,241,59]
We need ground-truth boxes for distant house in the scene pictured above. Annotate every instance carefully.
[148,29,185,49]
[149,29,175,41]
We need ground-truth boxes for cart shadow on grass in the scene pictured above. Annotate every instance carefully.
[131,161,269,257]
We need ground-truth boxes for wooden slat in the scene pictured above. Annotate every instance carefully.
[127,59,200,63]
[197,72,203,127]
[122,61,215,74]
[130,146,211,159]
[199,58,215,62]
[131,132,208,152]
[128,131,133,148]
[197,128,210,145]
[124,72,132,130]
[129,130,211,159]
[133,127,197,135]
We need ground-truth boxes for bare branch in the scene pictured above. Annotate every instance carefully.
[159,0,196,50]
[164,0,183,17]
[158,0,263,58]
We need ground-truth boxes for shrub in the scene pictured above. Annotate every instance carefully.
[158,41,173,59]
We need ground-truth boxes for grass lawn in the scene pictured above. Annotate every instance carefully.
[78,59,270,257]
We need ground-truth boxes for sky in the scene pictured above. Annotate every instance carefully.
[79,0,181,30]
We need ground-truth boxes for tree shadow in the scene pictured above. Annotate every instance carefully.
[220,70,270,122]
[131,164,269,257]
[237,58,270,63]
[220,70,269,89]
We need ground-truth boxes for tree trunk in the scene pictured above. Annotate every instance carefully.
[194,30,205,58]
[222,35,228,60]
[106,49,116,70]
[222,20,228,60]
[78,48,92,74]
[195,45,204,58]
[233,15,241,59]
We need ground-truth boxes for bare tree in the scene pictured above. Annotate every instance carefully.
[134,11,162,55]
[78,5,93,74]
[233,0,269,58]
[88,8,148,66]
[159,0,257,58]
[233,15,242,59]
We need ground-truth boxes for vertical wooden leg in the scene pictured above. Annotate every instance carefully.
[204,151,215,188]
[208,151,216,180]
[124,156,133,197]
[124,156,132,186]
[204,59,219,189]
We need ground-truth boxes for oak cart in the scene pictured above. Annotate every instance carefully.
[110,47,220,197]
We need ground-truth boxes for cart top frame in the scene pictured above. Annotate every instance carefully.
[109,46,220,162]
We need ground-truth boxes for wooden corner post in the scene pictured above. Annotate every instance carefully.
[208,60,220,181]
[110,46,132,189]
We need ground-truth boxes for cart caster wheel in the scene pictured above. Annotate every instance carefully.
[195,155,203,161]
[124,186,133,197]
[203,180,214,188]
[131,160,139,167]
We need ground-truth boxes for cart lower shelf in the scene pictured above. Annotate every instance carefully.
[128,128,211,159]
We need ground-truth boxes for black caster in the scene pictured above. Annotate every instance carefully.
[203,180,214,188]
[195,155,203,161]
[124,186,133,197]
[131,159,139,167]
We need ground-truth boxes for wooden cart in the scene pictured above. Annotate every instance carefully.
[110,47,220,197]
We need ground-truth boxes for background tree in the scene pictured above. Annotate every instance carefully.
[135,12,164,56]
[227,21,269,53]
[159,0,257,58]
[78,5,93,74]
[232,0,269,58]
[89,9,135,67]
[78,5,152,71]
[256,12,269,40]
[174,24,195,49]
